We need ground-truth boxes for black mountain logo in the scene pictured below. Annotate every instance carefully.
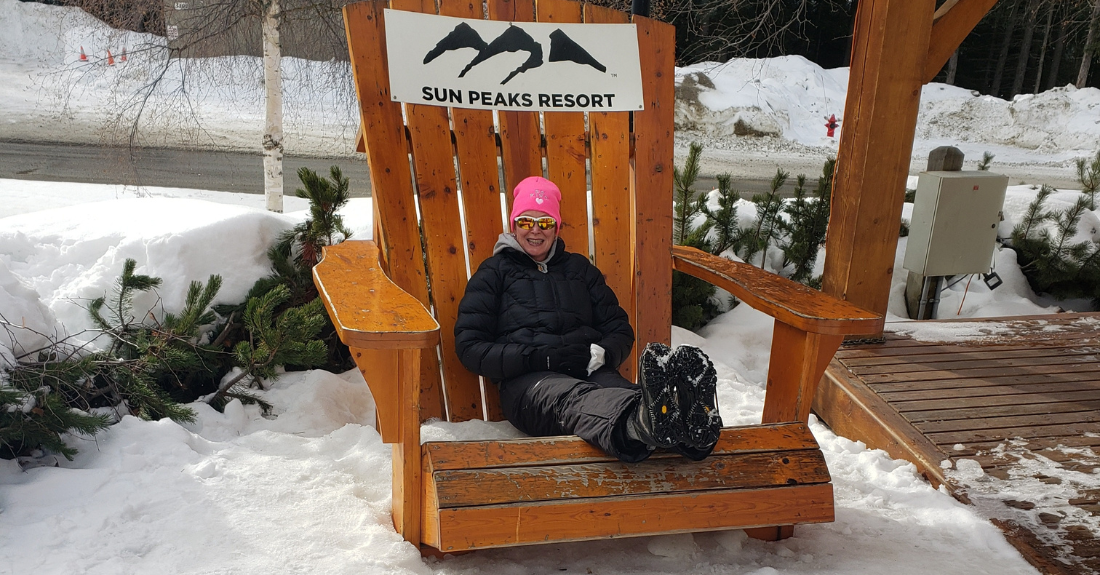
[423,23,606,85]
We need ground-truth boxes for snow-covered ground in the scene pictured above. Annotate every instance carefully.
[0,181,1045,574]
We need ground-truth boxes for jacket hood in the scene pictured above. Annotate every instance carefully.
[493,233,563,272]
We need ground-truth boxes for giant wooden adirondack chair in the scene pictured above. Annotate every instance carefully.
[314,0,883,553]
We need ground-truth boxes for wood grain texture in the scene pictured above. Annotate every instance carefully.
[895,389,1100,414]
[343,0,445,418]
[762,323,841,423]
[405,83,485,421]
[673,246,883,335]
[631,15,675,350]
[924,0,999,83]
[848,353,1100,375]
[424,422,822,471]
[393,348,423,543]
[488,0,542,202]
[859,363,1100,383]
[314,241,440,349]
[441,0,505,274]
[535,0,589,255]
[821,0,935,326]
[839,345,1099,366]
[351,346,400,442]
[586,1,635,380]
[432,450,831,507]
[429,484,834,550]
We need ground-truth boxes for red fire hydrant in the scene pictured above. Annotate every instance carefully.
[825,114,840,138]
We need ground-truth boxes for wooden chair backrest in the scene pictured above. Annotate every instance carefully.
[345,0,674,422]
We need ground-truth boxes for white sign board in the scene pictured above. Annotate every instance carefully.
[384,9,644,112]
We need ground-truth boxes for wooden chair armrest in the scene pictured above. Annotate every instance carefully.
[314,240,440,349]
[672,246,883,336]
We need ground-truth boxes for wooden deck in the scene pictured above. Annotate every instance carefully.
[813,312,1100,575]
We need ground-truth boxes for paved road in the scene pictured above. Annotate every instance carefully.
[0,140,374,197]
[0,140,808,200]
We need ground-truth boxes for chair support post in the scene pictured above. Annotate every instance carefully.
[762,322,844,424]
[392,347,423,544]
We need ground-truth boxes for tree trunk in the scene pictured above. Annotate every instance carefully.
[991,0,1021,97]
[1046,5,1067,89]
[1033,2,1054,93]
[1010,0,1041,97]
[262,0,284,213]
[1078,0,1100,88]
[946,49,959,84]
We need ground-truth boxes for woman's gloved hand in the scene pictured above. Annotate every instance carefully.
[527,344,591,379]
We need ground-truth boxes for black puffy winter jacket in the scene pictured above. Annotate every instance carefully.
[454,236,635,382]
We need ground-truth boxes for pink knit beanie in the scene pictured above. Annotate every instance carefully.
[510,176,562,230]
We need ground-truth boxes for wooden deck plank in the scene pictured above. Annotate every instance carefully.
[840,345,1100,366]
[873,376,1100,399]
[895,390,1100,414]
[859,363,1100,383]
[916,410,1100,434]
[904,400,1100,422]
[848,353,1100,375]
[946,435,1100,457]
[927,421,1100,445]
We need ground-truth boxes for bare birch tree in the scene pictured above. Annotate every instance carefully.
[262,0,285,213]
[1078,0,1100,87]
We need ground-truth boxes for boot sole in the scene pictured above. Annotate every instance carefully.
[638,343,682,449]
[670,345,722,450]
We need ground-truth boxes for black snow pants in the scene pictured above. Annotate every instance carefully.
[498,366,652,463]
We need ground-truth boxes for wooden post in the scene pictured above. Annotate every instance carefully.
[392,348,422,544]
[821,0,936,334]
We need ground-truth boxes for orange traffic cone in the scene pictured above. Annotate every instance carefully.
[79,46,87,61]
[120,48,127,62]
[107,49,115,66]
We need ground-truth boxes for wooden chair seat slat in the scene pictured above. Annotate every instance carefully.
[431,449,831,508]
[424,422,822,470]
[425,483,835,550]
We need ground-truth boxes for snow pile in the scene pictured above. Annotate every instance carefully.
[676,58,1100,164]
[0,180,373,356]
[0,0,359,155]
[676,56,849,147]
[0,182,1040,574]
[919,86,1100,158]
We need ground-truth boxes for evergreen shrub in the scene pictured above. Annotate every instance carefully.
[670,144,836,330]
[0,166,352,460]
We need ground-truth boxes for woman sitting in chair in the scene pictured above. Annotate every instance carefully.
[454,176,722,462]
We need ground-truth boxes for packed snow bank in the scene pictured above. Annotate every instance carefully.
[676,58,1100,166]
[0,181,1040,574]
[0,0,359,155]
[0,179,372,356]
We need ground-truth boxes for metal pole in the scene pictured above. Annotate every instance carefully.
[632,0,649,17]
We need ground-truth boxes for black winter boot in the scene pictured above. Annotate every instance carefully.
[668,345,722,453]
[629,342,683,449]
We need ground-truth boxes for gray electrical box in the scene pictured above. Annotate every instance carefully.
[903,170,1009,277]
